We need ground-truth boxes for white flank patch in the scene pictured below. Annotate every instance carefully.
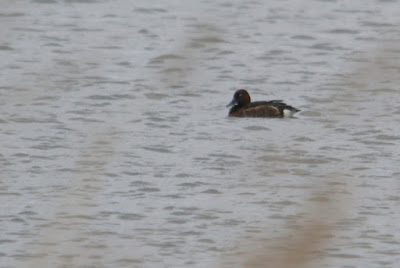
[283,109,296,117]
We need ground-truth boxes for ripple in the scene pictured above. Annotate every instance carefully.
[143,146,173,154]
[361,21,395,28]
[310,42,344,51]
[193,213,219,220]
[115,258,144,265]
[201,189,221,194]
[134,7,167,14]
[0,12,25,17]
[118,213,145,220]
[191,36,226,43]
[291,35,315,40]
[198,238,215,244]
[86,94,135,100]
[0,239,15,244]
[130,180,152,187]
[145,93,169,100]
[375,134,400,141]
[329,253,361,259]
[148,54,185,64]
[0,45,13,51]
[0,192,21,196]
[244,125,271,131]
[327,28,359,34]
[138,187,160,192]
[177,182,209,188]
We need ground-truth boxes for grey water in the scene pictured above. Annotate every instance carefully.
[1,0,400,267]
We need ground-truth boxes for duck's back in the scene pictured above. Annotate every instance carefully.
[248,100,284,108]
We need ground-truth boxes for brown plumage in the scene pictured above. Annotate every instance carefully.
[227,89,300,117]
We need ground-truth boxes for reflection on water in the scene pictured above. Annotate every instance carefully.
[1,0,400,267]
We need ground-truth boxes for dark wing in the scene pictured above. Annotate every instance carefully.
[248,101,287,115]
[249,101,299,114]
[249,100,284,107]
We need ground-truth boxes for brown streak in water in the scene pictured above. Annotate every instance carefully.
[239,189,348,268]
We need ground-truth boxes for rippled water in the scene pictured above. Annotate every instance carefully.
[1,1,400,267]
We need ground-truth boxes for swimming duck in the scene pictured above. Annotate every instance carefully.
[227,89,300,117]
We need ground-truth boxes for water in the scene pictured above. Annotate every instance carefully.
[1,0,400,267]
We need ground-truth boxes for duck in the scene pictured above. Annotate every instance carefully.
[227,89,300,117]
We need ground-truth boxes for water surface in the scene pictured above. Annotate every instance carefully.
[1,0,400,267]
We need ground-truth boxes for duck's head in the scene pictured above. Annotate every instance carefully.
[226,89,251,107]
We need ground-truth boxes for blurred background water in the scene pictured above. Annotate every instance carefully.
[1,0,400,267]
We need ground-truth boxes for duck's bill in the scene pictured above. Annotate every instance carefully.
[226,99,237,107]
